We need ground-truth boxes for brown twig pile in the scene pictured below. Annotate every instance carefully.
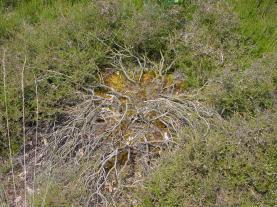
[23,48,214,206]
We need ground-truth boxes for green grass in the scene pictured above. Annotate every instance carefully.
[229,0,277,55]
[0,0,84,41]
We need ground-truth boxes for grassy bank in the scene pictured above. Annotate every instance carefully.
[0,0,276,206]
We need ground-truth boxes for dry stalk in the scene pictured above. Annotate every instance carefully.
[21,56,27,207]
[32,76,39,207]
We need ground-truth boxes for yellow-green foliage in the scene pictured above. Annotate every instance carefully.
[105,72,126,92]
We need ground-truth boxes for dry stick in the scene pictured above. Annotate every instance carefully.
[2,49,17,199]
[21,56,27,207]
[32,77,39,207]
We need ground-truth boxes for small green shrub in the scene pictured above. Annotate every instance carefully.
[213,54,276,117]
[139,111,277,206]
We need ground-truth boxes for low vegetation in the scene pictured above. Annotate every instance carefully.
[0,0,276,206]
[140,111,277,206]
